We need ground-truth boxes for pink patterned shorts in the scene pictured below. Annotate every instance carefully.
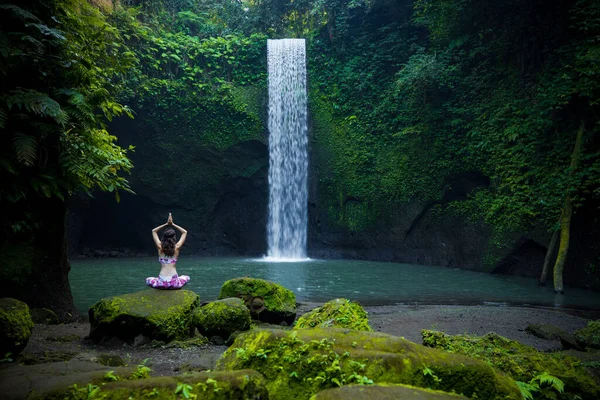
[146,274,190,289]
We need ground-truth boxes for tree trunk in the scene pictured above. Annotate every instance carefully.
[539,229,559,286]
[553,122,585,294]
[29,195,78,321]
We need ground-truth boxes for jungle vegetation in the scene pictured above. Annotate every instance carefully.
[0,0,599,317]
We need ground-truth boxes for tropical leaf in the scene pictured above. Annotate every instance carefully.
[0,108,7,129]
[20,35,46,55]
[13,133,37,166]
[25,23,66,41]
[0,4,41,23]
[531,372,565,393]
[516,381,537,400]
[5,89,69,125]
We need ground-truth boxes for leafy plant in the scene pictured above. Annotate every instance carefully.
[174,382,195,399]
[517,372,565,400]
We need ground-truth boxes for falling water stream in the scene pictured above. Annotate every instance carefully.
[266,39,308,260]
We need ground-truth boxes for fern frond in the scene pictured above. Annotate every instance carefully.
[13,132,37,166]
[5,89,69,126]
[531,372,564,393]
[20,35,45,55]
[516,381,537,400]
[25,23,66,41]
[0,4,41,23]
[0,157,16,174]
[0,108,7,129]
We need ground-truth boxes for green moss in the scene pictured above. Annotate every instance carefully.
[46,334,81,342]
[310,383,469,399]
[216,328,521,400]
[163,336,209,348]
[69,370,269,400]
[575,320,600,350]
[194,298,251,339]
[525,323,570,341]
[218,278,296,324]
[294,299,372,332]
[18,350,77,365]
[0,297,34,358]
[422,330,600,400]
[88,289,200,342]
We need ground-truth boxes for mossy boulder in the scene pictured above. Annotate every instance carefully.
[219,277,296,325]
[88,289,200,343]
[575,320,600,350]
[216,328,521,400]
[30,308,60,325]
[294,299,372,331]
[193,298,252,343]
[0,360,138,400]
[422,330,600,400]
[310,383,469,399]
[77,369,269,400]
[0,297,34,358]
[525,322,582,350]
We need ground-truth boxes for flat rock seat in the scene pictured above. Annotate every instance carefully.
[88,289,200,343]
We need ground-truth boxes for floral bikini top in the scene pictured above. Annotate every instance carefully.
[158,255,178,264]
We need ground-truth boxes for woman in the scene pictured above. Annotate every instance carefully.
[146,213,190,289]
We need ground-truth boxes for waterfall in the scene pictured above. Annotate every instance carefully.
[266,39,308,260]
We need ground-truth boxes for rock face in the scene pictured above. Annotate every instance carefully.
[219,277,296,325]
[311,384,469,399]
[67,102,269,258]
[294,299,372,331]
[216,328,521,400]
[193,298,252,343]
[422,330,600,400]
[0,298,34,358]
[88,289,200,343]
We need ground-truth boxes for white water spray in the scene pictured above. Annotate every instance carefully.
[266,39,308,260]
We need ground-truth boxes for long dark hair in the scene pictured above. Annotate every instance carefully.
[161,229,177,256]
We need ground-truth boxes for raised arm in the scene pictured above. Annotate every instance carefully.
[172,223,188,249]
[152,222,169,250]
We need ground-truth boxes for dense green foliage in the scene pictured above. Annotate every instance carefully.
[0,0,135,233]
[111,4,267,150]
[1,0,599,314]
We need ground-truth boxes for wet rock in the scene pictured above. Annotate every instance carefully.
[97,353,126,367]
[219,277,296,325]
[525,323,583,350]
[311,383,469,399]
[0,298,34,359]
[93,250,108,258]
[193,297,252,341]
[133,334,152,347]
[88,289,200,343]
[294,298,372,331]
[216,327,521,400]
[30,308,59,325]
[210,335,225,345]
